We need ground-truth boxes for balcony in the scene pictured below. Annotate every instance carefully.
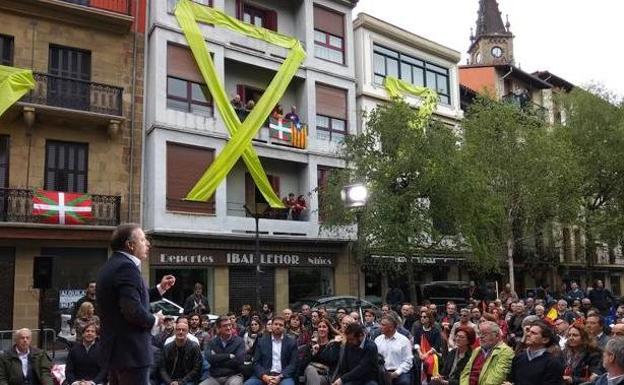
[21,72,123,117]
[234,109,308,150]
[0,188,121,227]
[502,93,547,119]
[61,0,131,15]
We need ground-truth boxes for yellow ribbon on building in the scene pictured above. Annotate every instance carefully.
[0,65,35,117]
[384,76,438,127]
[175,0,306,207]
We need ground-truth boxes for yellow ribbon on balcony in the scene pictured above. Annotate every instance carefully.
[175,0,306,207]
[0,65,35,117]
[384,76,438,127]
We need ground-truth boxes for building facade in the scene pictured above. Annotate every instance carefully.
[353,13,465,302]
[143,0,360,314]
[0,0,146,333]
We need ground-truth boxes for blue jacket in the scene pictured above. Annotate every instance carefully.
[594,373,624,385]
[252,334,298,379]
[96,252,161,369]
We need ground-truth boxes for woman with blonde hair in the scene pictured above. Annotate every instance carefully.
[74,301,100,343]
[562,324,603,384]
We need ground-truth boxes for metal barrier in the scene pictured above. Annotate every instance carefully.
[0,328,58,359]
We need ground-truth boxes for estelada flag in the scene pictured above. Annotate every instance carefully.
[291,123,307,149]
[32,190,93,225]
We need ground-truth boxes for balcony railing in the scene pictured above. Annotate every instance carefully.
[502,93,547,118]
[234,108,308,149]
[21,72,123,116]
[60,0,132,15]
[0,188,121,226]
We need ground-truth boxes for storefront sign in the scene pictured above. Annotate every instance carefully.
[370,254,464,265]
[152,248,334,267]
[59,289,86,311]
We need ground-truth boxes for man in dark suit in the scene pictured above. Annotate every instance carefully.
[96,223,176,385]
[595,337,624,385]
[243,316,298,385]
[332,322,379,385]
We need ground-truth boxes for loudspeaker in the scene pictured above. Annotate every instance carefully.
[33,256,53,289]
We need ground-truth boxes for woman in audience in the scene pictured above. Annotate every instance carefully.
[74,301,100,344]
[431,325,475,385]
[288,312,311,347]
[562,324,603,384]
[304,318,340,385]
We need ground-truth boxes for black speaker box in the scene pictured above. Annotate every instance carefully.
[33,256,53,289]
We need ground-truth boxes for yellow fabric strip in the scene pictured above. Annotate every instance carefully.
[384,76,438,123]
[176,0,306,208]
[0,65,35,117]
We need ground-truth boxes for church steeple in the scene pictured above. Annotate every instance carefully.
[468,0,514,65]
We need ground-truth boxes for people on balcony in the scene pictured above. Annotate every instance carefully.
[284,105,300,126]
[272,104,284,120]
[282,193,307,221]
[231,94,244,110]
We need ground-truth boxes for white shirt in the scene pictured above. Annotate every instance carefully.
[374,331,413,375]
[270,335,283,374]
[16,348,29,377]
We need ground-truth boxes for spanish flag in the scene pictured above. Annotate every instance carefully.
[420,334,439,380]
[546,306,558,321]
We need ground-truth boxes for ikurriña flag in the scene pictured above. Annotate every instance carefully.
[32,190,93,225]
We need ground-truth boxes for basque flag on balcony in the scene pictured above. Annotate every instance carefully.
[269,117,292,142]
[32,190,93,225]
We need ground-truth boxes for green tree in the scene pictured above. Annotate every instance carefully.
[320,99,467,301]
[557,86,624,274]
[459,96,578,291]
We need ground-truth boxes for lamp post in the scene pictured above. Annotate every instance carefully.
[341,183,369,316]
[244,202,268,313]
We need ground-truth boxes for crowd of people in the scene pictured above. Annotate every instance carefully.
[4,277,624,385]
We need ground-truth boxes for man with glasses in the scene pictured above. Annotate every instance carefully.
[374,315,413,385]
[449,309,477,350]
[553,318,569,350]
[594,337,624,385]
[203,315,246,385]
[459,321,513,385]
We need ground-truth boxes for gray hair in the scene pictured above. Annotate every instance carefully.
[479,320,500,335]
[606,337,624,368]
[522,315,540,327]
[13,328,32,342]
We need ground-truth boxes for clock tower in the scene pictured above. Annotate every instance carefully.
[468,0,514,65]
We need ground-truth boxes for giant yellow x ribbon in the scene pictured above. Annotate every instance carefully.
[0,65,35,117]
[175,0,306,208]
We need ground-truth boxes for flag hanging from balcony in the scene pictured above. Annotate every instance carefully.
[269,117,292,142]
[32,190,93,225]
[291,123,307,149]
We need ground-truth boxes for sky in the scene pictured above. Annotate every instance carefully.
[353,0,624,98]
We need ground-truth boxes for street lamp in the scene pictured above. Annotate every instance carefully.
[244,202,269,313]
[341,183,368,317]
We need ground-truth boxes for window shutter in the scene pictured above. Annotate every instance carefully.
[313,5,344,37]
[270,175,280,197]
[167,44,204,84]
[315,84,347,120]
[265,10,278,31]
[166,142,215,214]
[235,0,243,19]
[0,136,9,189]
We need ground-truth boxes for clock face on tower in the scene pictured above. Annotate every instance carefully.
[491,46,503,58]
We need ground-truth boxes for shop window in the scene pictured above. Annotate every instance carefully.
[166,142,215,214]
[313,5,344,64]
[289,267,333,305]
[229,266,275,313]
[44,140,88,193]
[0,34,14,66]
[315,84,347,143]
[236,1,277,31]
[38,247,107,333]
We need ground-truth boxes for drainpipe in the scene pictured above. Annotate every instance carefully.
[128,0,140,222]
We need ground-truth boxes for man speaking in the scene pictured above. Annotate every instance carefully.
[97,223,176,385]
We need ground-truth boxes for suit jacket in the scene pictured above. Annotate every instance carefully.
[459,342,514,385]
[252,334,298,379]
[63,341,107,385]
[594,373,624,385]
[96,251,161,370]
[336,339,379,384]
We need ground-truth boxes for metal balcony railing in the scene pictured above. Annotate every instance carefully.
[21,72,123,116]
[0,188,121,226]
[502,93,547,118]
[60,0,132,15]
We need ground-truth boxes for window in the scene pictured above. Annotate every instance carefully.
[236,1,277,31]
[166,44,213,117]
[167,0,212,13]
[166,142,215,214]
[48,45,91,110]
[0,35,13,66]
[167,77,213,117]
[315,84,347,142]
[44,140,88,193]
[313,5,344,64]
[373,44,451,105]
[245,172,280,212]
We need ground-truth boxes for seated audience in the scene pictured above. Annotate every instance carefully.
[333,322,379,385]
[64,323,106,385]
[160,320,203,385]
[561,324,603,385]
[0,328,53,385]
[203,315,246,385]
[375,314,413,385]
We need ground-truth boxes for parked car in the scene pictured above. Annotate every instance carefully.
[420,281,469,306]
[306,295,378,316]
[150,298,218,323]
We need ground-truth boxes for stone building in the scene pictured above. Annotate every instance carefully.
[0,0,146,334]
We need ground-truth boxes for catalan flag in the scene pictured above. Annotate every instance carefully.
[291,123,307,149]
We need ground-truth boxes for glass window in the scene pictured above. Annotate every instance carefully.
[374,45,399,58]
[314,29,344,64]
[168,77,187,98]
[426,71,437,89]
[317,115,346,143]
[387,58,399,78]
[332,119,345,132]
[167,76,213,116]
[314,30,326,43]
[400,63,412,83]
[329,35,343,49]
[191,83,209,103]
[374,53,385,75]
[436,74,449,95]
[167,99,188,112]
[413,67,425,87]
[316,115,329,128]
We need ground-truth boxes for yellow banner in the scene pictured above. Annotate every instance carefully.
[384,76,438,127]
[0,65,35,117]
[175,0,306,208]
